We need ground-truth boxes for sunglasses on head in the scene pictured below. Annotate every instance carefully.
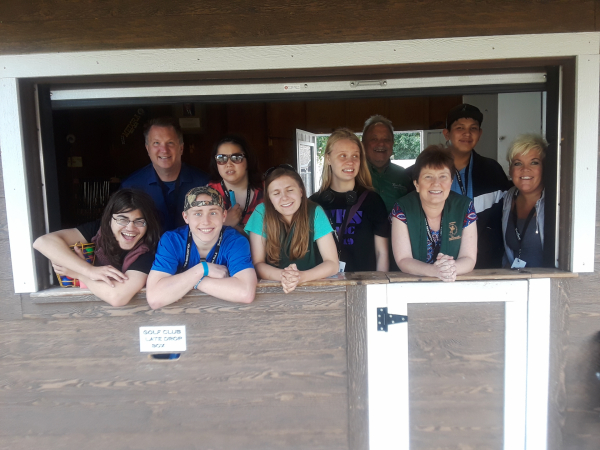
[215,153,245,165]
[264,164,296,179]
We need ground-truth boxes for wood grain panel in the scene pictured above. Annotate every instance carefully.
[306,100,347,134]
[346,285,368,450]
[267,101,307,139]
[389,97,429,131]
[0,1,595,55]
[0,290,22,320]
[563,300,600,449]
[1,291,349,449]
[548,279,570,450]
[21,290,347,319]
[560,156,600,450]
[345,98,388,132]
[226,102,269,168]
[408,302,505,450]
[428,95,463,129]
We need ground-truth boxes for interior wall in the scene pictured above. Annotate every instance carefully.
[51,95,461,227]
[463,94,499,162]
[497,92,544,175]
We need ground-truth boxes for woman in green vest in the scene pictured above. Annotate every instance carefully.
[245,165,339,293]
[390,146,478,281]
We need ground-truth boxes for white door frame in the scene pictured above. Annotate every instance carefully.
[367,279,551,450]
[0,33,598,292]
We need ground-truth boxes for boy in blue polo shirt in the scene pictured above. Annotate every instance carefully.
[146,186,256,309]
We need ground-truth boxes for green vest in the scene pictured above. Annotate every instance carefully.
[277,201,323,270]
[395,191,471,263]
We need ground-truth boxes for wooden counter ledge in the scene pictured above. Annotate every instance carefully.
[386,267,578,283]
[28,268,575,305]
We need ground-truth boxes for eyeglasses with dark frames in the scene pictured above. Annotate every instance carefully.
[112,216,147,228]
[264,164,296,179]
[215,153,245,165]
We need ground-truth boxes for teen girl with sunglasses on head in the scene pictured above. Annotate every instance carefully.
[33,189,161,306]
[208,135,264,235]
[310,128,390,272]
[245,165,339,293]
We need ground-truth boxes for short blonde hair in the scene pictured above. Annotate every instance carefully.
[319,128,373,193]
[507,134,548,166]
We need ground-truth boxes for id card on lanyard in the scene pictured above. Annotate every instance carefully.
[181,227,224,271]
[510,191,536,269]
[424,210,443,262]
[453,152,473,199]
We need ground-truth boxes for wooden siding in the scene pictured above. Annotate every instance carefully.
[2,289,350,450]
[0,1,597,55]
[0,2,599,449]
[0,154,22,320]
[408,302,505,449]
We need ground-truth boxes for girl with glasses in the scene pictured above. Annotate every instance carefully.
[310,128,390,272]
[244,166,339,293]
[208,135,264,235]
[33,189,161,305]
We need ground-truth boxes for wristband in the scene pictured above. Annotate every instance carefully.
[194,261,209,290]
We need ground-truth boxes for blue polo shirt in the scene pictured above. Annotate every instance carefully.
[151,226,254,277]
[121,163,209,231]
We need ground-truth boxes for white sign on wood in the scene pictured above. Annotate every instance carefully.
[139,326,187,352]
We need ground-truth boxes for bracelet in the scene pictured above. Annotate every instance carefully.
[194,261,209,290]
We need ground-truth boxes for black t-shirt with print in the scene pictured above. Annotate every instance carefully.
[76,220,154,274]
[310,189,390,272]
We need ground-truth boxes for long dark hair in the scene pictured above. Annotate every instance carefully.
[209,134,263,190]
[263,167,310,266]
[98,189,161,266]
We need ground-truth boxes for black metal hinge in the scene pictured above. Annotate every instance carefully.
[377,307,407,332]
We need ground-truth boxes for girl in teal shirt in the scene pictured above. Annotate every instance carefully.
[245,166,338,293]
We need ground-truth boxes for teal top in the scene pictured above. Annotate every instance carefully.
[245,201,333,270]
[245,202,333,240]
[368,161,412,212]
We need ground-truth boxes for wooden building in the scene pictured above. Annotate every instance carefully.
[1,2,599,449]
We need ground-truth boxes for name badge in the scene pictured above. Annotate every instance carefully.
[511,258,527,269]
[339,261,346,273]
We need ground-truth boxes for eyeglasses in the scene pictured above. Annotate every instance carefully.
[112,216,147,228]
[215,153,245,165]
[264,164,296,178]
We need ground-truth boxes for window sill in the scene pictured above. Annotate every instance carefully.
[28,268,575,304]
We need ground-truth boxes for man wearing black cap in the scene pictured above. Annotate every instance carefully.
[443,103,510,269]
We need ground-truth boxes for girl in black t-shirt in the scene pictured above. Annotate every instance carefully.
[33,189,161,306]
[310,128,390,272]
